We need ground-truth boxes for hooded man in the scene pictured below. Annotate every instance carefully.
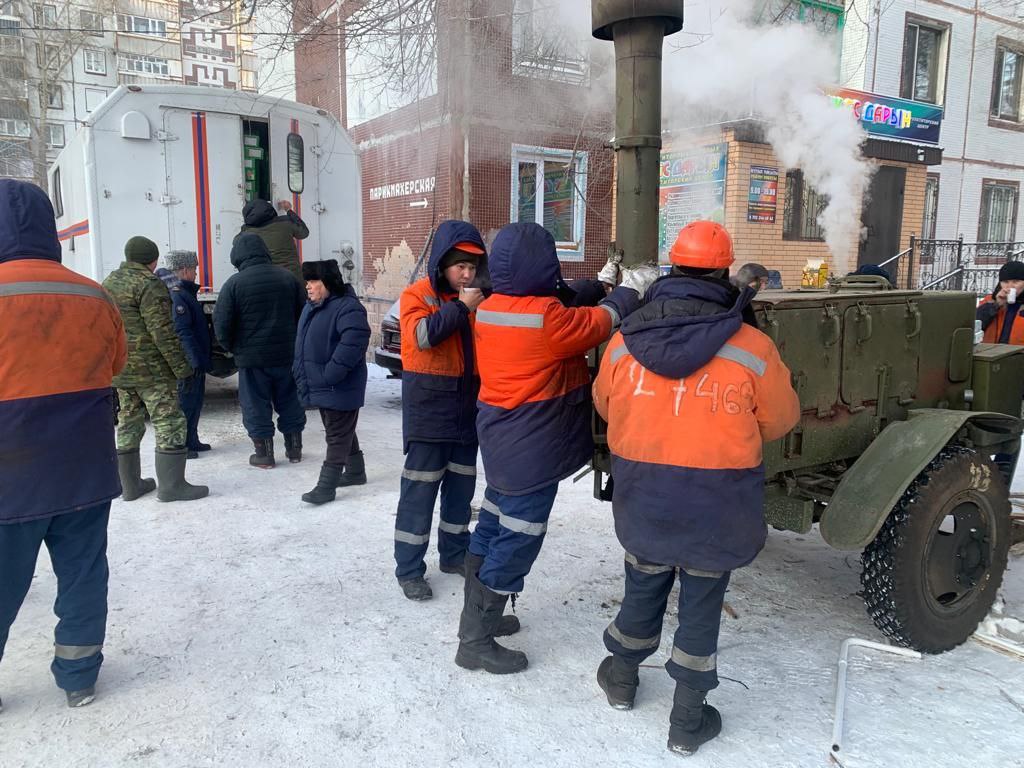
[566,253,623,307]
[592,221,800,756]
[0,179,127,709]
[238,199,309,281]
[454,222,659,675]
[103,236,208,503]
[978,260,1024,345]
[394,220,499,603]
[213,233,307,468]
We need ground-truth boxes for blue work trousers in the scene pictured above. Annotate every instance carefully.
[603,553,731,692]
[237,365,306,439]
[0,503,110,692]
[177,371,207,451]
[394,441,478,582]
[469,484,559,595]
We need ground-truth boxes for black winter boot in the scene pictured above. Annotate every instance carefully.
[284,433,302,463]
[250,437,275,468]
[66,686,96,708]
[455,571,528,674]
[337,450,367,486]
[155,448,209,502]
[461,553,520,636]
[597,655,640,710]
[117,448,156,501]
[302,463,343,505]
[667,684,722,756]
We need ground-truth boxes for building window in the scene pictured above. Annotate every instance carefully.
[50,165,63,216]
[117,53,170,76]
[0,139,33,178]
[80,10,104,37]
[117,14,167,37]
[46,122,64,148]
[979,181,1019,243]
[783,170,827,241]
[0,117,30,138]
[512,0,588,84]
[83,48,106,75]
[991,41,1024,123]
[510,145,588,258]
[42,84,62,110]
[901,19,948,104]
[922,174,939,240]
[37,42,61,69]
[84,87,107,112]
[0,17,20,35]
[33,3,56,27]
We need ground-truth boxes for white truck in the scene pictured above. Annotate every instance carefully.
[49,84,362,375]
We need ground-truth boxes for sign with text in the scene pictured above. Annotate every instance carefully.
[827,87,943,146]
[658,143,728,263]
[747,165,778,224]
[369,176,436,201]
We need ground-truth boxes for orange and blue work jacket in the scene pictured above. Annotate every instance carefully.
[475,222,639,495]
[593,277,800,572]
[0,180,127,523]
[399,220,486,449]
[978,295,1024,345]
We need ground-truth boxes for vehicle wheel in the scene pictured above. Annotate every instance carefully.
[861,446,1011,653]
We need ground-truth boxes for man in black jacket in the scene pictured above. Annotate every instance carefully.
[213,234,306,467]
[239,199,309,281]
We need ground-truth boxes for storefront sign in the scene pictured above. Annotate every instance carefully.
[747,166,778,224]
[369,176,436,201]
[658,143,728,263]
[827,87,943,146]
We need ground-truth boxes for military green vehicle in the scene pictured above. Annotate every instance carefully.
[593,275,1024,653]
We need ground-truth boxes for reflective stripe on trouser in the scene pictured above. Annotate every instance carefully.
[0,503,110,692]
[604,553,730,692]
[469,484,558,595]
[116,383,187,451]
[394,440,478,582]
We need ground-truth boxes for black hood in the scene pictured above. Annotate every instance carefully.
[621,276,753,379]
[0,179,61,264]
[428,220,487,294]
[231,233,272,270]
[243,199,278,228]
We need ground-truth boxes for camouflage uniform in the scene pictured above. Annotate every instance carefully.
[102,260,192,450]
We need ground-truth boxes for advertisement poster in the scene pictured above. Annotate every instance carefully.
[826,87,944,145]
[747,165,778,223]
[658,143,728,263]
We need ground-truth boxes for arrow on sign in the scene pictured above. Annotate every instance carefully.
[409,198,428,209]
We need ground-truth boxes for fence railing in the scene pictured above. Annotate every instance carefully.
[877,237,1024,293]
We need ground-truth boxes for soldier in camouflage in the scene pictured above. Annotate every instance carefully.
[102,236,209,503]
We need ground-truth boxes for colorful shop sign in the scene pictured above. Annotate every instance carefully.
[658,142,728,263]
[827,87,943,145]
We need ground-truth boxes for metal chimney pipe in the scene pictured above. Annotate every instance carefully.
[592,0,685,267]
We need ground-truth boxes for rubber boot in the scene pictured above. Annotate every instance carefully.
[667,684,722,756]
[155,448,209,502]
[597,655,640,710]
[455,571,528,674]
[66,686,96,708]
[463,553,520,636]
[302,463,343,505]
[117,448,155,501]
[337,450,367,486]
[250,437,275,468]
[284,432,302,463]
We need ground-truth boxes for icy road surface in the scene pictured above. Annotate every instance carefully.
[3,367,1024,768]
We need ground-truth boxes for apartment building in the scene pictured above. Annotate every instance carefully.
[0,0,258,184]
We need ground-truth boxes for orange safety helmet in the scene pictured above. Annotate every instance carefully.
[669,221,734,270]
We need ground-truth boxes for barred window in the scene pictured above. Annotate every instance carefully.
[782,170,827,241]
[922,175,939,239]
[979,181,1019,243]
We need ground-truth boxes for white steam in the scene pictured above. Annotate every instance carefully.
[661,0,873,273]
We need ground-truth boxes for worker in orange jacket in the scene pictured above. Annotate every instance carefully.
[592,221,800,756]
[454,222,659,675]
[978,261,1024,345]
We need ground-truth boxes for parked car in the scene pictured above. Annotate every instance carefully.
[374,297,402,378]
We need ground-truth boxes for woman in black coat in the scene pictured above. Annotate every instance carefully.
[293,259,371,504]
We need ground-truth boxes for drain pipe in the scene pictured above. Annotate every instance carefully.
[831,638,921,755]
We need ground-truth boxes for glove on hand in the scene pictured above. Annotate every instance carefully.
[597,258,620,286]
[619,264,661,298]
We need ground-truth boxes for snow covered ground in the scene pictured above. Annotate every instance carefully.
[3,366,1024,768]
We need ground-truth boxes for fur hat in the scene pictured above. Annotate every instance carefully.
[164,250,198,271]
[125,236,159,265]
[301,259,346,295]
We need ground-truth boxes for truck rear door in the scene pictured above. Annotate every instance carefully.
[269,112,320,263]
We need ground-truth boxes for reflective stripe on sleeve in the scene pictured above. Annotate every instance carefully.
[600,303,620,327]
[625,552,675,575]
[447,462,476,477]
[53,643,103,660]
[476,309,544,328]
[499,513,547,537]
[714,344,767,376]
[415,318,432,350]
[0,281,113,306]
[424,295,440,307]
[402,467,446,483]
[671,647,717,672]
[610,344,631,364]
[606,622,661,651]
[395,530,431,545]
[438,521,470,534]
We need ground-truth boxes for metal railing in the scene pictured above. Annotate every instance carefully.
[874,237,1024,293]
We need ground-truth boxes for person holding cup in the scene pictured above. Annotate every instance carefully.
[978,261,1024,345]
